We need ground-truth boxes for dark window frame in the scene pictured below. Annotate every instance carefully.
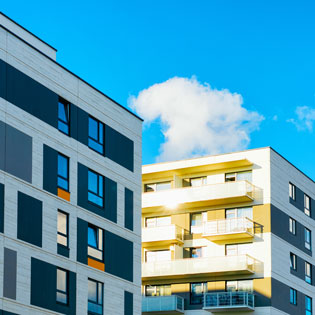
[190,282,207,305]
[305,194,311,217]
[305,261,312,284]
[290,252,297,271]
[58,98,70,136]
[88,116,104,155]
[290,288,297,305]
[306,295,312,315]
[305,227,312,251]
[56,267,69,305]
[88,169,104,208]
[88,224,104,262]
[88,278,104,315]
[57,153,70,192]
[57,210,69,248]
[289,217,296,235]
[289,182,296,201]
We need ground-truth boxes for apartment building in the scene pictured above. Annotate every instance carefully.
[0,12,142,315]
[141,147,315,315]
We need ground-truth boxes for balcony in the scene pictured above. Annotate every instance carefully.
[142,255,256,283]
[203,292,254,312]
[203,217,261,242]
[142,225,185,247]
[142,180,256,214]
[142,295,184,314]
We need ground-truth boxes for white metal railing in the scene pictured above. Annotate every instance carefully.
[142,255,255,278]
[204,292,254,310]
[142,180,255,209]
[142,225,185,243]
[142,295,184,312]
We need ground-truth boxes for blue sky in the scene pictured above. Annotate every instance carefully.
[2,0,315,179]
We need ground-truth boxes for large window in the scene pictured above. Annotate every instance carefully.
[88,279,103,315]
[144,181,172,192]
[145,250,171,263]
[226,280,253,292]
[58,99,70,135]
[57,210,69,247]
[56,268,68,304]
[290,288,297,305]
[225,207,253,220]
[88,225,103,261]
[289,183,296,200]
[226,243,252,256]
[145,285,171,297]
[290,253,297,271]
[305,262,312,284]
[225,171,252,182]
[88,116,104,154]
[289,217,296,235]
[305,194,311,217]
[88,170,104,207]
[306,296,312,315]
[305,228,312,250]
[190,283,207,304]
[58,154,69,191]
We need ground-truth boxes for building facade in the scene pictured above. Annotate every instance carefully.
[141,147,315,315]
[0,12,142,315]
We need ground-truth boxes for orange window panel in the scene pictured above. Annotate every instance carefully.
[88,258,105,272]
[58,188,70,202]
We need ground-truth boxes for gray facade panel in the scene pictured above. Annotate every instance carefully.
[3,247,17,300]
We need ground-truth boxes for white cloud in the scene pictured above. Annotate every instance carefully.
[287,106,315,132]
[129,76,264,162]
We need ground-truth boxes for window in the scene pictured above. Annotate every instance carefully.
[225,207,253,220]
[289,183,296,200]
[225,171,252,182]
[190,247,203,258]
[190,283,207,304]
[226,280,253,292]
[57,154,69,191]
[225,243,252,256]
[88,279,103,315]
[56,268,68,304]
[306,296,312,315]
[290,288,297,305]
[144,181,172,192]
[289,217,296,235]
[190,212,207,234]
[305,194,311,216]
[305,262,312,284]
[145,285,171,297]
[88,116,104,154]
[88,225,104,261]
[58,99,70,135]
[57,210,69,247]
[183,177,207,187]
[145,216,171,228]
[145,250,171,262]
[290,253,297,271]
[305,228,312,250]
[88,170,104,207]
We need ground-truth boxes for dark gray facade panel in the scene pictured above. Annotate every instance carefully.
[105,125,134,172]
[69,104,78,139]
[124,291,133,315]
[43,145,58,195]
[0,59,6,99]
[0,183,4,233]
[2,311,19,315]
[291,254,315,286]
[31,258,76,315]
[0,120,5,171]
[17,192,42,247]
[271,205,312,256]
[289,186,305,212]
[125,188,134,231]
[105,177,117,223]
[3,248,17,300]
[57,244,70,258]
[76,107,88,145]
[76,218,88,264]
[5,124,32,183]
[105,231,133,282]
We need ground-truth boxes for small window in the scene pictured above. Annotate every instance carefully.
[190,212,207,234]
[226,280,253,292]
[88,279,103,315]
[188,177,207,187]
[88,170,104,207]
[58,154,69,191]
[190,247,203,258]
[225,171,252,182]
[145,216,171,228]
[57,210,69,247]
[305,262,312,284]
[145,250,171,263]
[289,183,296,200]
[88,116,104,154]
[289,217,296,235]
[290,288,297,305]
[305,194,311,217]
[88,225,104,261]
[290,253,297,271]
[190,283,207,305]
[306,296,312,315]
[58,99,70,135]
[145,285,171,297]
[305,228,312,250]
[144,181,171,192]
[56,268,68,304]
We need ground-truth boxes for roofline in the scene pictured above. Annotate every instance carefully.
[0,24,143,122]
[0,11,57,52]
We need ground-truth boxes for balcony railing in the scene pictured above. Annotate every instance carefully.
[142,255,256,282]
[142,295,184,314]
[203,292,254,312]
[202,217,262,241]
[142,180,256,212]
[142,225,185,247]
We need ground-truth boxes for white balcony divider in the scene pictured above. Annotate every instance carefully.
[142,225,185,243]
[204,291,254,310]
[142,255,255,278]
[203,217,254,237]
[142,295,184,312]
